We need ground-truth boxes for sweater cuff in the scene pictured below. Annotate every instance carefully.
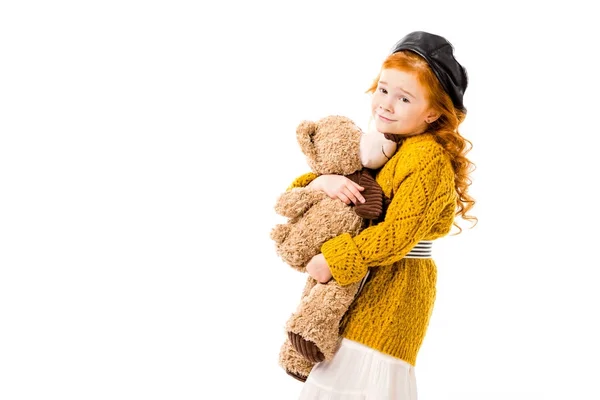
[287,172,318,190]
[321,233,368,286]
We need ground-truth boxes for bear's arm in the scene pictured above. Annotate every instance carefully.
[274,187,327,219]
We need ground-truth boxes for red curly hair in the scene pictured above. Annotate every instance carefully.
[367,51,477,233]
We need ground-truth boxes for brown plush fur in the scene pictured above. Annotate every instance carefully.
[271,115,377,380]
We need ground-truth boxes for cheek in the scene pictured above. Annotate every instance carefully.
[370,97,377,110]
[371,92,383,107]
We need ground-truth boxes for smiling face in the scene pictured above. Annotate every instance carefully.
[371,68,439,137]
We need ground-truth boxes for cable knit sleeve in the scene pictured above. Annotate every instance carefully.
[321,144,456,286]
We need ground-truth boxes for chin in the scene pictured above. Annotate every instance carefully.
[374,122,394,135]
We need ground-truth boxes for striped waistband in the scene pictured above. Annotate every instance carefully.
[356,240,433,295]
[405,240,433,258]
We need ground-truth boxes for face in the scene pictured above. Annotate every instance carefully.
[371,68,438,137]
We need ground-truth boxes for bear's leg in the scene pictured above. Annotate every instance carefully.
[286,280,362,361]
[286,276,323,362]
[288,330,324,363]
[277,276,319,381]
[279,337,314,382]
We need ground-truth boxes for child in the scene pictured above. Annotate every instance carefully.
[291,31,476,399]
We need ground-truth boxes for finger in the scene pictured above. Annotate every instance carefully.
[350,181,365,191]
[344,188,360,205]
[338,192,351,205]
[318,272,332,284]
[347,185,366,204]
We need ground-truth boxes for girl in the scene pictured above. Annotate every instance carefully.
[291,31,476,399]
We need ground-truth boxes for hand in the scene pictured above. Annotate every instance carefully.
[309,175,365,205]
[306,253,333,283]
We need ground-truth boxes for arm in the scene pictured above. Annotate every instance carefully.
[321,149,456,286]
[289,173,366,205]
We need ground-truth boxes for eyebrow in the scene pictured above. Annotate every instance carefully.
[379,81,416,99]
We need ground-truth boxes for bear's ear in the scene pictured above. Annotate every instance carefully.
[296,120,318,159]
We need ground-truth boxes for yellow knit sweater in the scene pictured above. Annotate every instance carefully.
[288,133,457,366]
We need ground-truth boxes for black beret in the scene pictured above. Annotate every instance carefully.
[390,31,468,112]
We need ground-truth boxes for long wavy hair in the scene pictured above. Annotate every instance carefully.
[367,51,477,233]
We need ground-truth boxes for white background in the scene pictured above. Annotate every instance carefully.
[1,1,599,399]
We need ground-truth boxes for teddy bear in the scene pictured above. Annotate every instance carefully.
[271,115,397,382]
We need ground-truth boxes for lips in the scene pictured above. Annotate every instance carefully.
[377,114,394,122]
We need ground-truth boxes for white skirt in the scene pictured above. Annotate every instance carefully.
[298,339,418,400]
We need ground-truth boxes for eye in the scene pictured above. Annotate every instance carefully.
[378,87,388,94]
[399,97,410,103]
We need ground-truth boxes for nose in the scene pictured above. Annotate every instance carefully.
[379,98,393,113]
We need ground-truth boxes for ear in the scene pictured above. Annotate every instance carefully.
[296,120,318,159]
[425,110,441,124]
